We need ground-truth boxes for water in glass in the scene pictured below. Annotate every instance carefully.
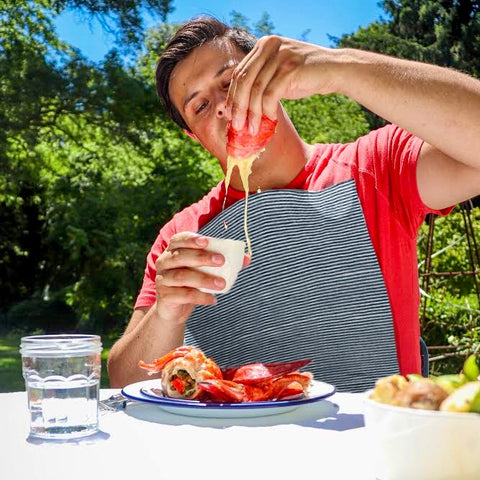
[21,334,102,439]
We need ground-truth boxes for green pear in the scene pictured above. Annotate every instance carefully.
[432,374,467,394]
[440,381,480,412]
[463,354,480,382]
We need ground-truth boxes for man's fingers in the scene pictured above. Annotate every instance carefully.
[226,45,257,125]
[157,268,226,291]
[227,36,281,131]
[166,232,209,252]
[261,70,292,120]
[155,283,218,307]
[157,247,224,272]
[228,68,250,131]
[246,55,279,135]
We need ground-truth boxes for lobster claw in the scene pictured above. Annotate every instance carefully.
[199,370,313,402]
[223,359,312,385]
[198,379,246,402]
[226,115,277,159]
[267,372,314,400]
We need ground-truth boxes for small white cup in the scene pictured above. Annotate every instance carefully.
[195,237,246,294]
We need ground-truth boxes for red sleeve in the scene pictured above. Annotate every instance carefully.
[357,124,453,237]
[133,222,174,310]
[351,125,454,375]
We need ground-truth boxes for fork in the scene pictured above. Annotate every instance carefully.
[99,393,130,414]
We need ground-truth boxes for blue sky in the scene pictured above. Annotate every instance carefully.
[54,0,387,62]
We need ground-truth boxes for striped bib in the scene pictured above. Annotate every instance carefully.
[185,179,399,392]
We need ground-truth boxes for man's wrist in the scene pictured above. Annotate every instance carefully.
[153,301,189,329]
[309,47,365,97]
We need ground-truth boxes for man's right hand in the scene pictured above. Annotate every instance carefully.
[226,35,336,137]
[154,232,228,325]
[107,232,251,387]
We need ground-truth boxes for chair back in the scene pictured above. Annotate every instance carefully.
[420,337,429,377]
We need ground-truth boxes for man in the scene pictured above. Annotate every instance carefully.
[108,16,480,391]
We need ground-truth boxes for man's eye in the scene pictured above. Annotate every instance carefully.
[195,101,208,114]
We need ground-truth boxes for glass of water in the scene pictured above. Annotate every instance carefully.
[20,334,102,439]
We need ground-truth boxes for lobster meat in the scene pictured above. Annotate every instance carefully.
[226,114,277,159]
[138,346,313,403]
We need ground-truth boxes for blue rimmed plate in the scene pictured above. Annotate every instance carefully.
[121,379,336,418]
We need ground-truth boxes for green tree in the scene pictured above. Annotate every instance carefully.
[383,0,480,75]
[229,10,277,36]
[283,95,370,144]
[1,1,218,332]
[253,12,276,36]
[337,0,480,75]
[229,11,250,31]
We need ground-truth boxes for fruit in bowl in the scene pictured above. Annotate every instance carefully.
[365,354,480,480]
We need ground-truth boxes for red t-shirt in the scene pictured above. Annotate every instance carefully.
[135,125,451,375]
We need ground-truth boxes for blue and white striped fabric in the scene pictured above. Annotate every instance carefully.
[185,180,399,392]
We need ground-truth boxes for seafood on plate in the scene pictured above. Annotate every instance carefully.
[138,345,313,403]
[138,346,222,400]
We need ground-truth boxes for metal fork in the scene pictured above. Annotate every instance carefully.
[99,393,130,414]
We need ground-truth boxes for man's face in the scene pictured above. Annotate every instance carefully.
[169,38,245,167]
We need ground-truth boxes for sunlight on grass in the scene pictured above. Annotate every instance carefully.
[0,345,17,353]
[0,357,20,368]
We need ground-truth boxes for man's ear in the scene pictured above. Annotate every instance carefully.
[184,129,199,142]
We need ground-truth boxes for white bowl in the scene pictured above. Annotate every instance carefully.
[194,237,246,294]
[364,394,480,480]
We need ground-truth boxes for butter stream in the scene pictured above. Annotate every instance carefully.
[224,154,257,258]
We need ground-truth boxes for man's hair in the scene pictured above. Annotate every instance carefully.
[156,16,257,132]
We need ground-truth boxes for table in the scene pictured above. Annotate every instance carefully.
[0,389,376,480]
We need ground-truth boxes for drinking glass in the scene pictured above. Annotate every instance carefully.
[20,334,102,439]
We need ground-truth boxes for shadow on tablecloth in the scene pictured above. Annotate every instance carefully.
[26,429,111,446]
[122,400,364,430]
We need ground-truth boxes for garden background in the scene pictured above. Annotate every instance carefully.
[1,0,479,391]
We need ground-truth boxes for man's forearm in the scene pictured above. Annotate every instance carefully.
[107,304,185,387]
[331,48,480,170]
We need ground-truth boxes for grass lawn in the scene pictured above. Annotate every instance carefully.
[0,330,114,393]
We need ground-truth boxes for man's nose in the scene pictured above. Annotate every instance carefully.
[216,102,227,118]
[215,92,227,118]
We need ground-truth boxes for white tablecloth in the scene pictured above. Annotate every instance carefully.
[1,390,375,480]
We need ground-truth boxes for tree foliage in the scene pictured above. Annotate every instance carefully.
[230,10,276,36]
[283,95,369,144]
[337,0,480,75]
[0,1,217,332]
[418,208,480,363]
[336,0,480,129]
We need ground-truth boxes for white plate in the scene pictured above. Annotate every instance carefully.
[121,379,336,418]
